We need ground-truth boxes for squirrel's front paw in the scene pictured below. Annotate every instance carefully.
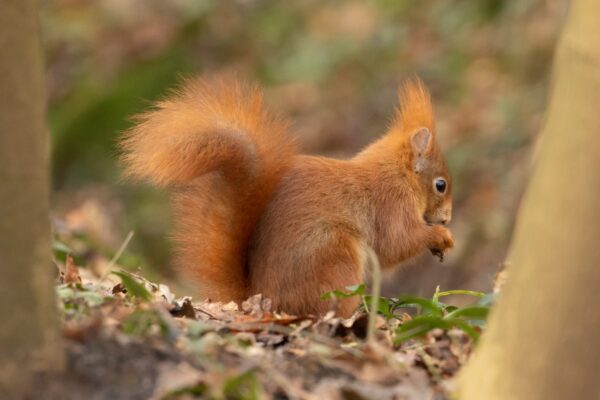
[428,225,454,262]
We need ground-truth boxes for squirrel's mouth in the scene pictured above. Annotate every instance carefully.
[424,215,449,226]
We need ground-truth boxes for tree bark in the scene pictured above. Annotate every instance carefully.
[0,0,63,397]
[460,0,600,398]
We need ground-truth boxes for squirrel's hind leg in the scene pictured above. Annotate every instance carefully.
[284,233,365,318]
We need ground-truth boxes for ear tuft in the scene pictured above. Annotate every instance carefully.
[393,78,435,135]
[411,127,432,155]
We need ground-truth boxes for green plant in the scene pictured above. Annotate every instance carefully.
[322,285,493,343]
[56,283,112,315]
[111,270,153,301]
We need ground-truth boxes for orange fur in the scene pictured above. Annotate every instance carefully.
[393,78,435,134]
[120,76,453,316]
[121,78,296,302]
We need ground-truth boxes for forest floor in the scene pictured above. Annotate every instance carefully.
[28,238,491,400]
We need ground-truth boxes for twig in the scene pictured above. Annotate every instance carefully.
[194,305,220,320]
[366,247,382,344]
[101,230,134,281]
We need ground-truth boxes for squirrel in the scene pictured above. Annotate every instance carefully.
[120,76,453,317]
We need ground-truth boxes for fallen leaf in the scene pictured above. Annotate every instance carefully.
[64,255,82,284]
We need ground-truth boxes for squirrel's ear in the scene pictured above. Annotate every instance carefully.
[411,127,432,154]
[411,128,432,172]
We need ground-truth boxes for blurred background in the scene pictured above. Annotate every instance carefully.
[44,0,568,297]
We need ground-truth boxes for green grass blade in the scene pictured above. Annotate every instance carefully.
[392,295,444,317]
[432,285,441,305]
[435,290,485,298]
[395,316,451,343]
[444,305,489,320]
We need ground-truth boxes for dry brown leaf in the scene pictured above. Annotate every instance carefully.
[64,254,82,284]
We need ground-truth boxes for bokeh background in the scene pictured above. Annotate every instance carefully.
[44,0,568,297]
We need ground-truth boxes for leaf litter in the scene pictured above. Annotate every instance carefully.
[36,231,486,400]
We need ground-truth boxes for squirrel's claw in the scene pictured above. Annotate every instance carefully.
[430,248,445,262]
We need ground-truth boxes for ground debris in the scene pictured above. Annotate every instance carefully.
[32,261,477,400]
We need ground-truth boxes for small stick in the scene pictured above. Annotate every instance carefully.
[101,230,135,281]
[366,247,382,345]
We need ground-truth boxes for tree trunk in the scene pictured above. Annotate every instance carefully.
[460,0,600,398]
[0,0,63,397]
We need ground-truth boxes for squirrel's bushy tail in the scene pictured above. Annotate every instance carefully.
[120,77,296,302]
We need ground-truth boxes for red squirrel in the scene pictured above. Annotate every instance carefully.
[120,76,453,317]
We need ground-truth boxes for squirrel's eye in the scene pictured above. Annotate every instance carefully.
[434,178,447,194]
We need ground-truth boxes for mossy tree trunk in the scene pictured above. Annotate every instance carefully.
[460,0,600,398]
[0,0,63,397]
